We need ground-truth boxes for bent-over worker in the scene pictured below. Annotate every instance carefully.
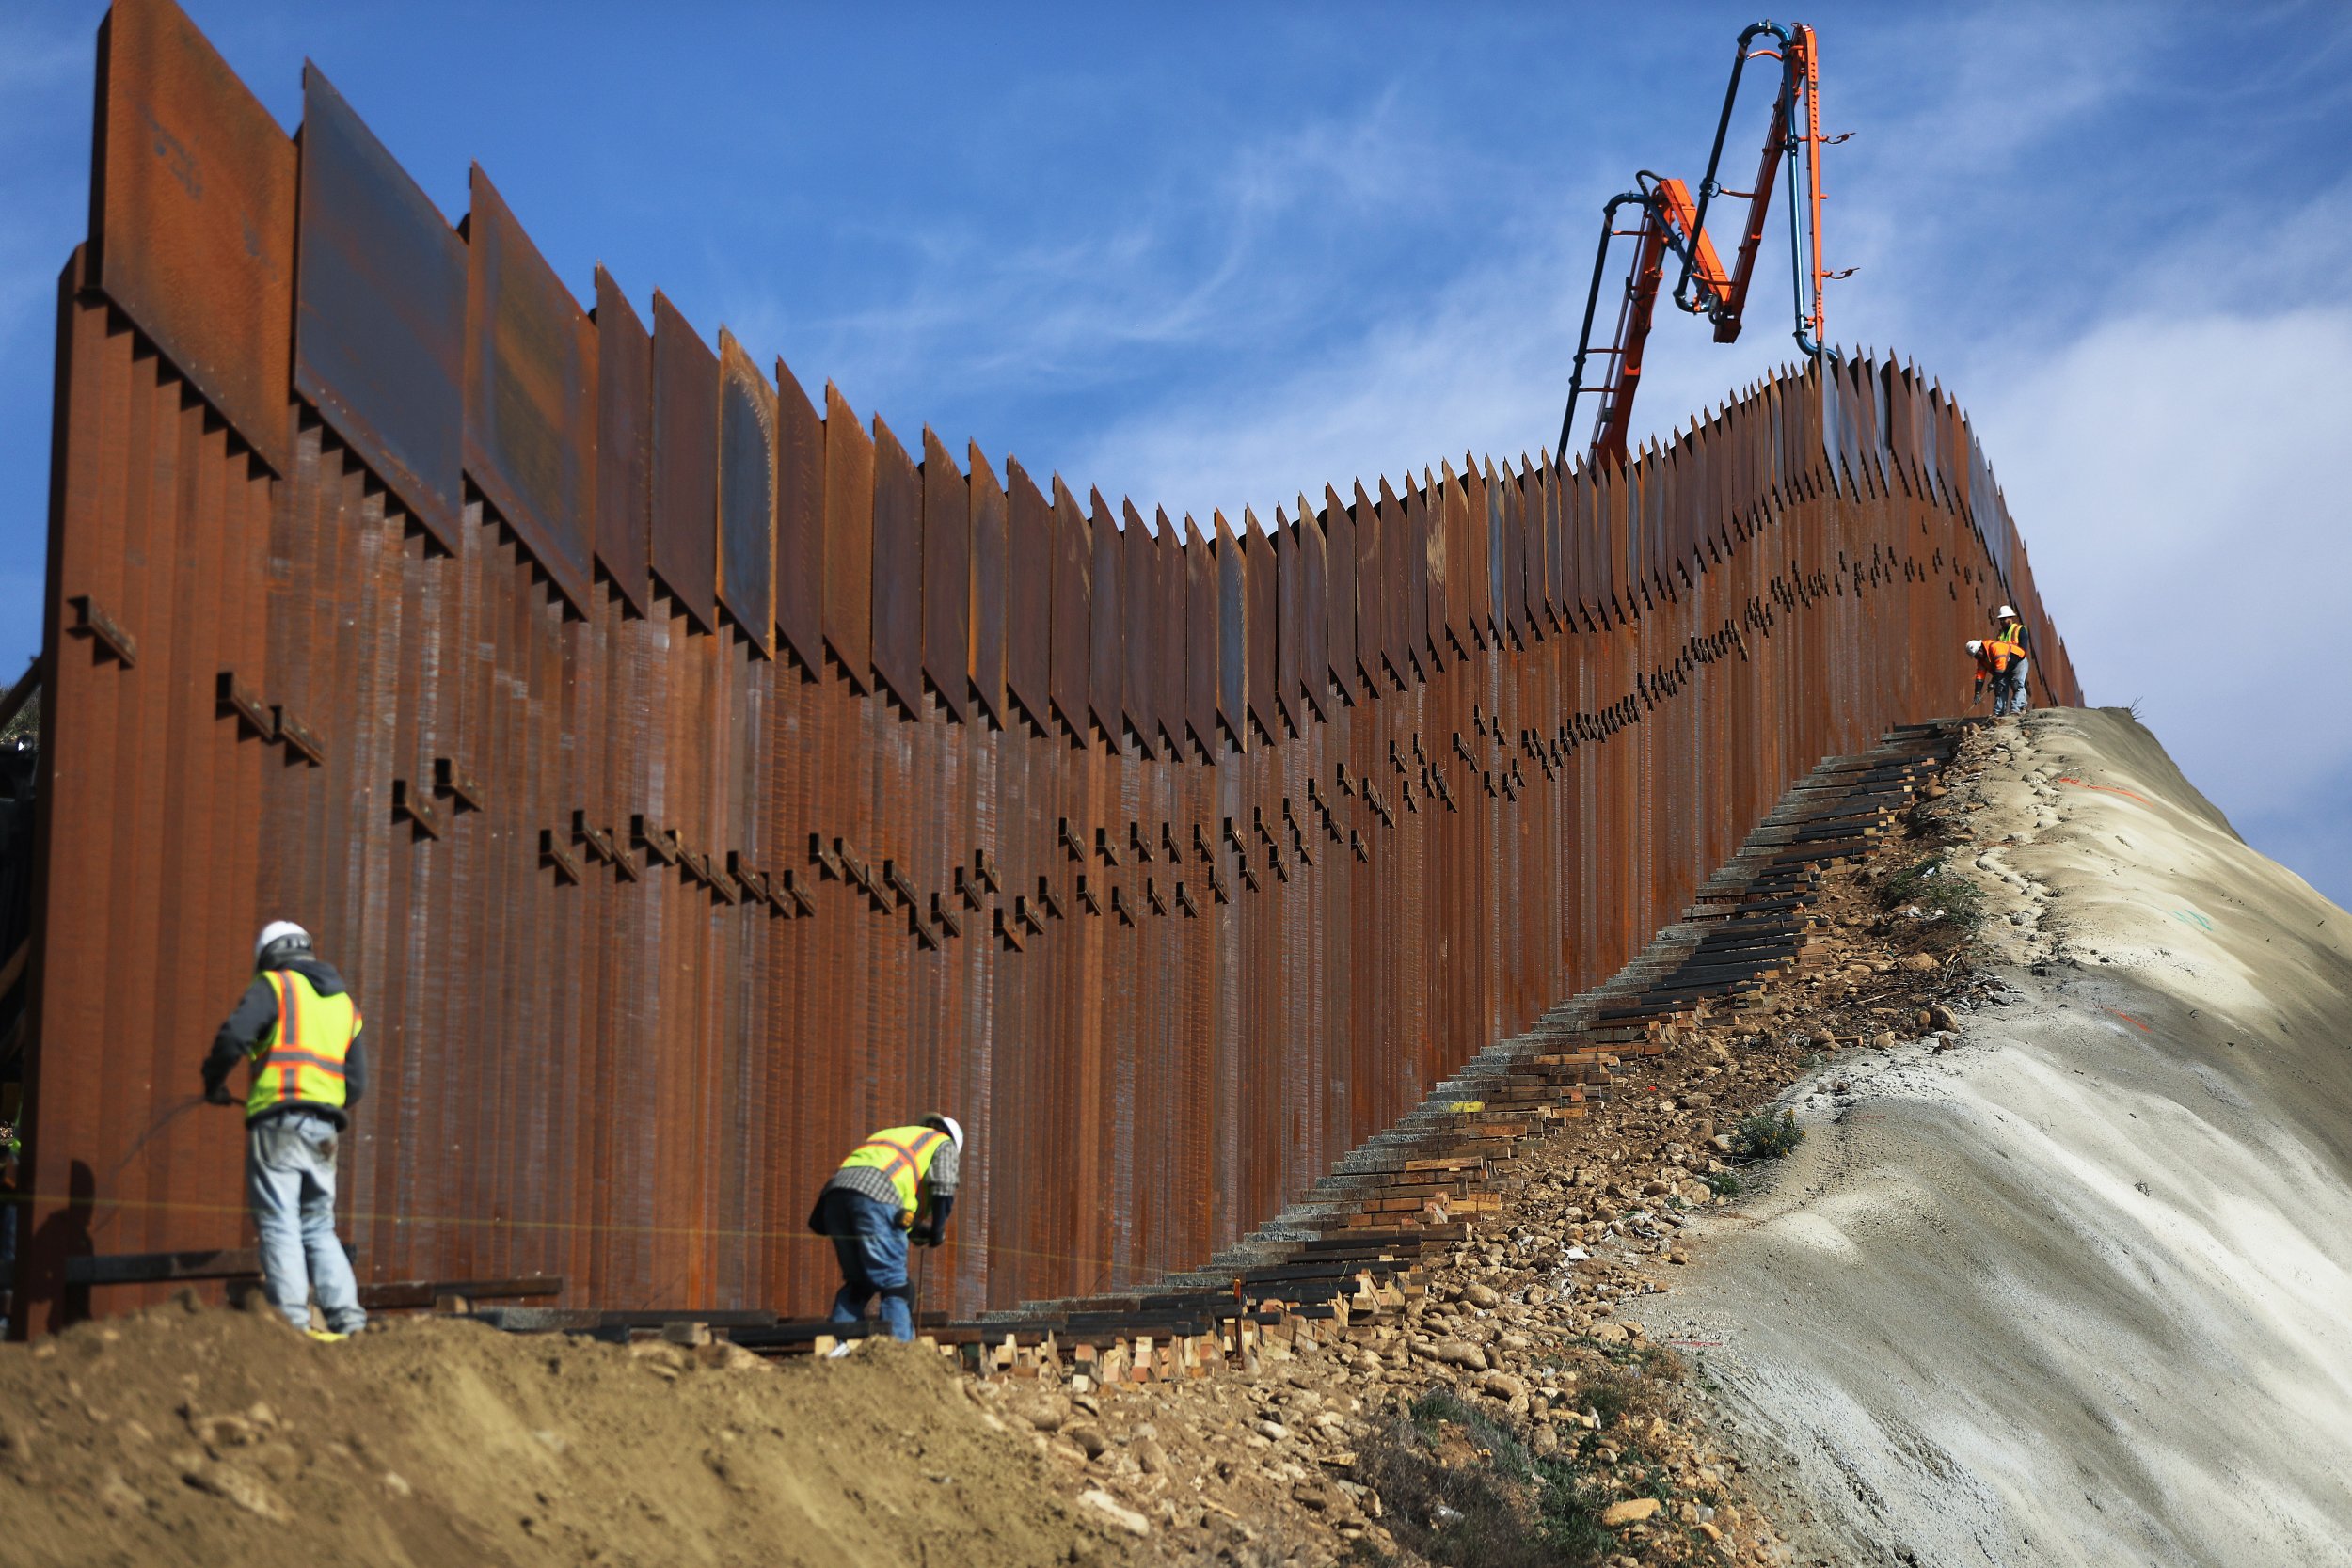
[807,1115,962,1342]
[201,921,367,1340]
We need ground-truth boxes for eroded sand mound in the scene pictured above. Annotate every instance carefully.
[0,1304,1129,1568]
[1649,708,2352,1567]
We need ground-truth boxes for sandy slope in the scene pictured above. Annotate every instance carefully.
[1644,707,2352,1567]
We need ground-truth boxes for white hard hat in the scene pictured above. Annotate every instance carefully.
[1965,640,1983,655]
[1993,604,2017,621]
[926,1114,965,1152]
[254,920,310,962]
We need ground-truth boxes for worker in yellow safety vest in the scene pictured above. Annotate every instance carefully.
[201,921,368,1340]
[807,1116,964,1341]
[1985,603,2033,716]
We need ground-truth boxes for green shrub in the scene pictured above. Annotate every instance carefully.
[1731,1109,1804,1160]
[1359,1391,1614,1567]
[1878,852,1986,934]
[1701,1169,1741,1196]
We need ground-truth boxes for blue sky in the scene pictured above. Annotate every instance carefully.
[3,2,2348,905]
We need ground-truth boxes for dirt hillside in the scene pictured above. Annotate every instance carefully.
[0,1303,1132,1568]
[1649,707,2352,1565]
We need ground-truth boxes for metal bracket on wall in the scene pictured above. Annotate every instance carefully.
[1074,875,1102,915]
[809,832,844,880]
[539,828,582,885]
[68,594,136,667]
[994,905,1025,952]
[392,779,442,840]
[775,868,816,916]
[434,758,485,813]
[215,671,274,738]
[574,811,619,866]
[630,816,677,866]
[930,891,961,939]
[276,707,326,767]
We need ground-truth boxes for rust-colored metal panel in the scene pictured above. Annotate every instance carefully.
[870,415,922,712]
[1184,515,1217,758]
[1399,482,1428,679]
[1273,511,1301,732]
[294,63,465,549]
[1003,459,1051,732]
[93,0,295,476]
[1120,499,1157,758]
[822,382,873,689]
[1050,478,1091,746]
[1322,484,1355,701]
[592,267,651,616]
[1428,464,1455,658]
[1523,459,1550,636]
[463,166,595,614]
[715,332,775,655]
[1501,460,1529,646]
[1089,489,1123,746]
[1350,482,1381,690]
[1215,510,1247,752]
[1155,510,1187,758]
[649,291,717,633]
[773,358,824,672]
[1244,512,1277,742]
[1544,454,1567,627]
[922,428,970,723]
[1373,479,1407,686]
[967,444,1007,728]
[1300,499,1328,719]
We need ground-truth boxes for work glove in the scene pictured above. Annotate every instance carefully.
[204,1080,237,1107]
[909,1224,941,1248]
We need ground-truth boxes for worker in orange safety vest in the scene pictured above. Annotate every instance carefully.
[807,1116,964,1341]
[201,920,368,1340]
[1967,634,2025,716]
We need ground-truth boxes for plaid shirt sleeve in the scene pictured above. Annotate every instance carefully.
[926,1139,960,1196]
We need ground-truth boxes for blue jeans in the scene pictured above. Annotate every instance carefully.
[247,1111,364,1334]
[821,1188,913,1341]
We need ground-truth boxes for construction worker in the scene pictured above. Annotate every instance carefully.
[1966,635,2027,718]
[200,921,367,1340]
[807,1115,963,1342]
[1989,604,2033,712]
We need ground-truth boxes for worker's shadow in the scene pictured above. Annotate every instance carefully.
[25,1159,94,1334]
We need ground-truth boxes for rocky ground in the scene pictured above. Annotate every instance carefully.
[969,726,2022,1567]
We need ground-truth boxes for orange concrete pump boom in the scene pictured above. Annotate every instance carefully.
[1560,21,1846,467]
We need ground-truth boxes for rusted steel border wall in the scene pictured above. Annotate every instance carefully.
[12,0,2080,1334]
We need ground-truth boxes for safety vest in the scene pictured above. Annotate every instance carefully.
[836,1125,948,1217]
[1983,637,2024,673]
[246,970,360,1121]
